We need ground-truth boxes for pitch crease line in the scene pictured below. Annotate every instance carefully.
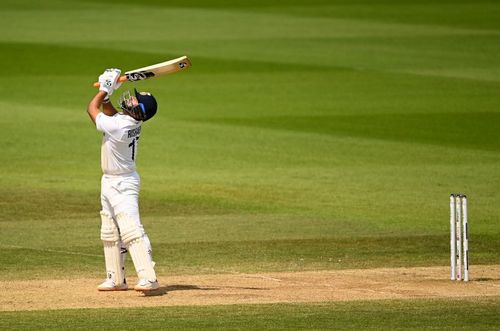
[1,244,101,257]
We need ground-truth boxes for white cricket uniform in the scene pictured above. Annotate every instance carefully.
[96,112,143,225]
[95,111,156,288]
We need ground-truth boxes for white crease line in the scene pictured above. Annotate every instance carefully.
[240,275,283,282]
[1,245,101,257]
[481,283,500,287]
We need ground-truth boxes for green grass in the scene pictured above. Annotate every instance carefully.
[1,0,500,328]
[1,298,499,330]
[2,234,499,280]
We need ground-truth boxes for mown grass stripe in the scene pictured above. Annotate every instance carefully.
[0,298,499,330]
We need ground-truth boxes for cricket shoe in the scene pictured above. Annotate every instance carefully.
[134,279,160,291]
[97,279,128,291]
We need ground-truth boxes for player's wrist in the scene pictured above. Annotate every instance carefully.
[102,96,110,104]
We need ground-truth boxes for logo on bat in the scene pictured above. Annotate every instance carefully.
[179,62,188,69]
[126,71,155,81]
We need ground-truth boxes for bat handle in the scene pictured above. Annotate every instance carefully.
[92,75,128,88]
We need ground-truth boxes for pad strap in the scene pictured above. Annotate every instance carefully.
[116,213,143,245]
[100,211,120,242]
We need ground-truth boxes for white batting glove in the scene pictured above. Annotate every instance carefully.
[110,68,122,91]
[98,68,121,96]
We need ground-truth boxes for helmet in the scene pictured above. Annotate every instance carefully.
[119,89,157,121]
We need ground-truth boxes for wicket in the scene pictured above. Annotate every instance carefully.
[450,194,469,282]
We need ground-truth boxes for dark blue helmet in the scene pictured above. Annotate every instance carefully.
[119,89,158,121]
[134,89,157,121]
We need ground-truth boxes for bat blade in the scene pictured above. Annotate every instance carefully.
[93,56,191,88]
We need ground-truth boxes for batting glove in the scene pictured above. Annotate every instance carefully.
[98,68,121,96]
[110,67,123,91]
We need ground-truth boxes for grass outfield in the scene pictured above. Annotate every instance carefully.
[0,0,499,328]
[1,299,499,330]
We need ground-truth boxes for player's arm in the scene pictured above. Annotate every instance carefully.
[87,91,107,124]
[102,97,118,117]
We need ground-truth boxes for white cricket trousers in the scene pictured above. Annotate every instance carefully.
[100,171,151,250]
[101,171,153,278]
[101,171,141,220]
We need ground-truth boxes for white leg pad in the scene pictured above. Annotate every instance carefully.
[116,213,157,282]
[100,211,126,286]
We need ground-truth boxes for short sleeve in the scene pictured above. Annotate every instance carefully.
[96,113,120,137]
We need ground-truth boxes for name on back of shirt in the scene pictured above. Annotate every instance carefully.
[127,126,141,138]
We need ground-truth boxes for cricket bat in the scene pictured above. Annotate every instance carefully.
[93,56,191,87]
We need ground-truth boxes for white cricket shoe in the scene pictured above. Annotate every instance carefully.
[97,279,128,291]
[134,279,160,291]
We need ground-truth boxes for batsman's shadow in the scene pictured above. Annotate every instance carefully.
[167,284,219,291]
[474,277,500,282]
[140,284,218,297]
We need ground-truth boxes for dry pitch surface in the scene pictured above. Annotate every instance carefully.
[1,265,499,311]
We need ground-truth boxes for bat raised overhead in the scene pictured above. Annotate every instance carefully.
[93,56,191,87]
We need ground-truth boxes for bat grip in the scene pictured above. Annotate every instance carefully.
[92,75,128,88]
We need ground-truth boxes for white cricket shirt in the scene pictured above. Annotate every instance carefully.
[96,112,142,175]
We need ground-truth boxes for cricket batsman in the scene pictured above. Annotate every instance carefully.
[87,68,159,291]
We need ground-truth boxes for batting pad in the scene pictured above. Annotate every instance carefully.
[100,211,126,285]
[116,213,157,281]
